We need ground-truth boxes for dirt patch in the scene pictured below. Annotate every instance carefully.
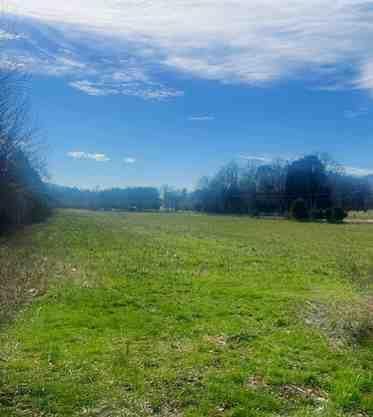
[204,332,258,349]
[204,335,227,347]
[82,400,184,417]
[0,249,78,328]
[304,298,373,347]
[246,375,268,389]
[279,384,327,403]
[0,254,49,326]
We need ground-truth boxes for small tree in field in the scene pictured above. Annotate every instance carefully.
[326,207,347,224]
[291,198,309,221]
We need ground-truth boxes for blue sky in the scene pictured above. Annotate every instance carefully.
[2,1,373,189]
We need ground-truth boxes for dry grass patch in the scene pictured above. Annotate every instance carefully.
[0,246,50,325]
[304,298,373,347]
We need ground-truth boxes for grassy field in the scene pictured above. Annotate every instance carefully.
[0,210,372,417]
[348,211,373,221]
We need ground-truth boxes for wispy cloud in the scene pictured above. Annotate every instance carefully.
[344,107,369,119]
[5,1,373,96]
[123,157,136,164]
[188,115,215,121]
[69,77,183,99]
[344,166,373,177]
[355,60,373,96]
[69,81,117,97]
[239,155,272,163]
[67,151,110,162]
[0,15,184,100]
[0,29,25,41]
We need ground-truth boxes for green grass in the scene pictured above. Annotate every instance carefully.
[0,210,372,417]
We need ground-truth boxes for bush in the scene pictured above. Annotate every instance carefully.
[30,197,52,223]
[290,198,309,220]
[310,209,325,220]
[333,207,348,223]
[325,208,333,222]
[326,207,348,223]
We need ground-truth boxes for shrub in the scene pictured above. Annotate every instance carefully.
[333,207,348,223]
[290,198,309,220]
[310,209,325,220]
[30,197,52,223]
[326,207,348,223]
[325,208,333,222]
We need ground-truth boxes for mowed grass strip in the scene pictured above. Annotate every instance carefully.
[0,210,372,417]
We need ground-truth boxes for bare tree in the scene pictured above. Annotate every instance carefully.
[0,26,49,229]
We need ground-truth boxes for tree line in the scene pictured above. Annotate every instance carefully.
[162,155,373,221]
[0,60,50,233]
[47,184,161,212]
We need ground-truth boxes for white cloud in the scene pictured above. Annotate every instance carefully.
[124,157,136,164]
[5,1,373,94]
[67,151,86,160]
[355,60,373,94]
[0,51,95,77]
[67,151,110,162]
[239,155,273,163]
[69,81,118,97]
[344,165,373,176]
[0,12,184,100]
[112,69,150,83]
[90,154,110,162]
[189,115,214,121]
[0,29,25,41]
[344,107,369,118]
[68,79,183,99]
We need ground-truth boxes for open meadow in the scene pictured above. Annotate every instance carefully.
[0,210,372,417]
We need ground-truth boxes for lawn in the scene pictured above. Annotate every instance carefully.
[0,210,372,417]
